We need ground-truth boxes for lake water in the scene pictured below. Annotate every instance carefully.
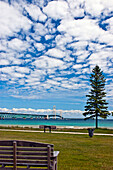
[0,118,113,128]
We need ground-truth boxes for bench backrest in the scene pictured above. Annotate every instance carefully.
[0,140,54,170]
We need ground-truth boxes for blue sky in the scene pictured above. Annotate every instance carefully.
[0,0,113,118]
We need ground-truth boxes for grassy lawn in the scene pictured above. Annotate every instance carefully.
[0,130,113,170]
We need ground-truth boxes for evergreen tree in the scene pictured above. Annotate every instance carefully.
[83,65,109,128]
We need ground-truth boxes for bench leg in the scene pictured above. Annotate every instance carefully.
[53,157,57,170]
[44,127,46,133]
[49,127,51,133]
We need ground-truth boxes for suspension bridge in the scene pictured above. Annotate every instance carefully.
[0,112,63,119]
[0,111,63,119]
[0,106,63,119]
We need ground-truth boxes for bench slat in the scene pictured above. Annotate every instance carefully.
[0,161,48,166]
[0,151,49,156]
[0,141,54,147]
[0,147,13,151]
[17,152,48,156]
[0,167,47,170]
[0,155,13,159]
[0,156,48,159]
[0,168,13,170]
[17,160,48,164]
[17,169,48,170]
[0,168,48,170]
[17,147,50,151]
[0,154,48,159]
[17,163,48,167]
[0,160,13,163]
[0,151,13,155]
[17,168,48,170]
[0,166,48,170]
[0,159,48,162]
[17,156,48,160]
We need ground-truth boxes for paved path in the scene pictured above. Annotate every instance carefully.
[0,129,113,136]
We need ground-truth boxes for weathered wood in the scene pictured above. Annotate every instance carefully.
[17,160,48,164]
[47,145,51,170]
[17,147,51,151]
[17,168,48,170]
[17,151,48,156]
[0,140,59,170]
[0,155,13,159]
[0,168,47,170]
[0,141,54,147]
[39,125,56,129]
[13,141,17,170]
[39,125,56,133]
[0,151,13,154]
[17,156,48,160]
[0,147,13,150]
[0,168,13,170]
[0,160,13,163]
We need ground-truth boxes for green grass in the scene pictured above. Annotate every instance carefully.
[0,130,112,170]
[54,128,113,134]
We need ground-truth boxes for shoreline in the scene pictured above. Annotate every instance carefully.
[0,124,113,130]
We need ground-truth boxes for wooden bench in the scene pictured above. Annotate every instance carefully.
[0,140,59,170]
[39,125,56,133]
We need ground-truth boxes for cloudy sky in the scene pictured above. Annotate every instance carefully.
[0,0,113,118]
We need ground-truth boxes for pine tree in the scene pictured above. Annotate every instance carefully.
[83,65,110,128]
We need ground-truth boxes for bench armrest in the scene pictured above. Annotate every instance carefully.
[53,151,60,158]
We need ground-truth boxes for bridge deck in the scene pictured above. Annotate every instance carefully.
[0,112,63,119]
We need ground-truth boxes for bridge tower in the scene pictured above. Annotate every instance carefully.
[60,110,62,119]
[53,105,56,119]
[46,114,49,119]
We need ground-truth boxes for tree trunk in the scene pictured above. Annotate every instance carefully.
[96,110,98,129]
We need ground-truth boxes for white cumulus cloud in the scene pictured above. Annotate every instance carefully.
[25,4,47,22]
[0,1,31,38]
[43,1,69,20]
